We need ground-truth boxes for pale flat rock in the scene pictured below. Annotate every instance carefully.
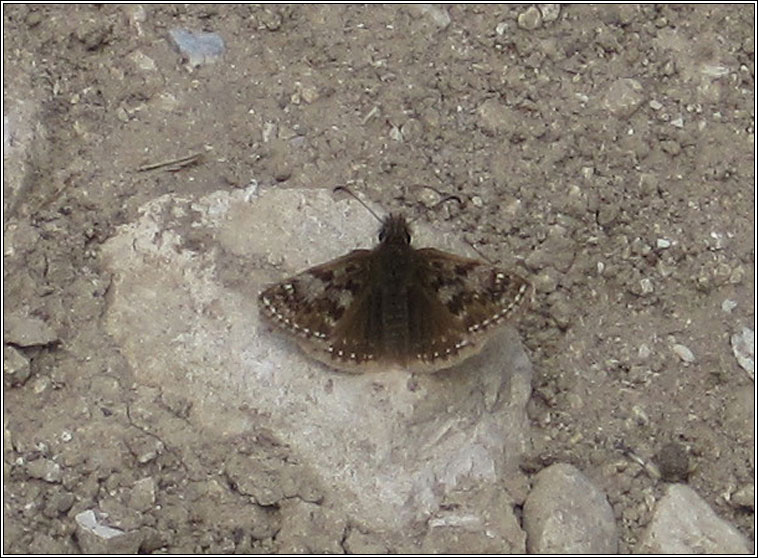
[523,463,618,554]
[636,484,751,554]
[101,186,534,542]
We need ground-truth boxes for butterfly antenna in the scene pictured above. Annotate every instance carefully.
[333,186,384,223]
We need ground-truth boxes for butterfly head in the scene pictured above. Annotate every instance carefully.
[378,213,412,246]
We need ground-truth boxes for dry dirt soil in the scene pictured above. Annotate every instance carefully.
[3,4,754,553]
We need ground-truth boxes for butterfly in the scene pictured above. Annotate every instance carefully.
[258,200,531,373]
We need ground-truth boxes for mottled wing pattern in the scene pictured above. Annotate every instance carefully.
[403,247,531,371]
[258,249,371,356]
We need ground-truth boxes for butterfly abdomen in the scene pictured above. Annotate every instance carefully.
[374,244,415,363]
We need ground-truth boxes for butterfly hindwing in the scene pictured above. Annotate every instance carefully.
[414,248,531,338]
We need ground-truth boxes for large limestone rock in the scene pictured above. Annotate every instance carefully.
[102,186,533,545]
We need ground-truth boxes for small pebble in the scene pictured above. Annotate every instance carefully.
[169,29,225,67]
[661,140,681,156]
[604,78,644,119]
[128,50,156,72]
[730,327,754,379]
[26,458,63,483]
[701,64,730,78]
[672,344,695,363]
[639,278,654,295]
[413,4,451,29]
[517,6,542,30]
[721,299,737,313]
[418,187,441,209]
[4,345,31,386]
[656,442,690,482]
[538,4,561,23]
[656,238,672,249]
[75,510,143,554]
[730,484,754,510]
[261,122,277,143]
[129,477,156,512]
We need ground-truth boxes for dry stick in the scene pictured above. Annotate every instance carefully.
[136,152,205,173]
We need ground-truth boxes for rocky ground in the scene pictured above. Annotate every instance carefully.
[3,4,754,554]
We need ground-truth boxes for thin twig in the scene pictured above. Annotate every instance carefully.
[136,152,205,173]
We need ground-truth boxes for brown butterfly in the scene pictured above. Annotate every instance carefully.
[258,195,531,373]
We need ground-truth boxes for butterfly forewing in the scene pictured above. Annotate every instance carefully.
[259,249,372,346]
[414,248,530,337]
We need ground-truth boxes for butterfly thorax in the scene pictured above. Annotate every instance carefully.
[373,215,415,361]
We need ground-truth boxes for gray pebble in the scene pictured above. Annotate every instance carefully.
[636,485,750,553]
[525,235,576,273]
[400,118,424,142]
[533,269,559,294]
[721,299,737,313]
[418,187,442,209]
[413,4,451,29]
[169,29,225,67]
[672,344,695,364]
[661,140,682,156]
[477,98,515,136]
[517,6,542,30]
[730,484,754,510]
[43,490,75,518]
[538,4,561,23]
[603,78,644,119]
[75,510,144,554]
[730,327,754,379]
[4,345,31,385]
[597,203,619,227]
[547,294,572,329]
[523,463,618,553]
[128,477,156,512]
[655,442,690,482]
[639,277,654,295]
[126,435,164,464]
[26,458,62,483]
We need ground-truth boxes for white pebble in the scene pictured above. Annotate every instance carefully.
[730,327,754,379]
[672,344,695,364]
[721,299,737,313]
